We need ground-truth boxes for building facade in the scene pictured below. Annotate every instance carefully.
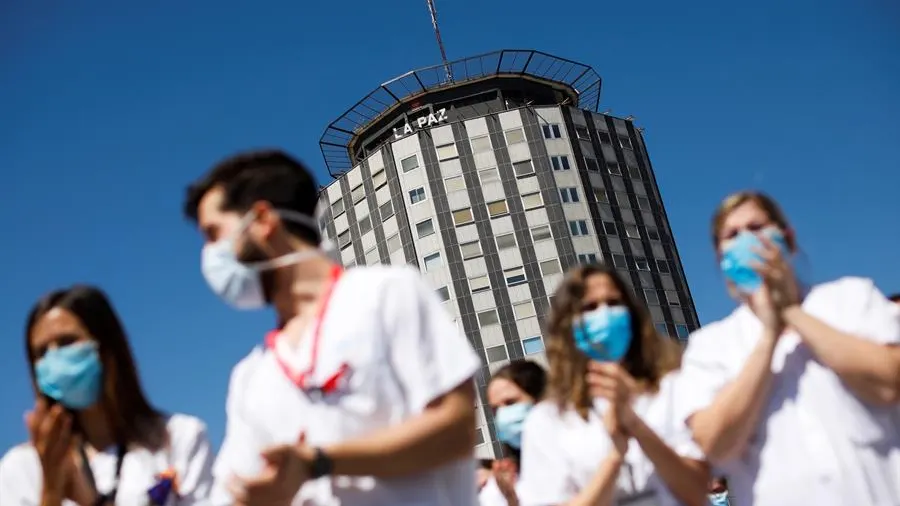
[316,50,699,459]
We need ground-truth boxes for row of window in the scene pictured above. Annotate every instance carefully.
[542,121,635,152]
[550,154,643,180]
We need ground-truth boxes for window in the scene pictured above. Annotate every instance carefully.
[505,128,526,145]
[470,135,492,153]
[475,427,485,445]
[505,267,527,287]
[400,154,419,173]
[578,253,598,264]
[575,125,590,140]
[602,221,617,235]
[496,233,517,251]
[331,198,345,216]
[453,208,474,225]
[635,257,651,271]
[513,160,535,177]
[521,192,543,210]
[408,187,426,204]
[657,259,670,273]
[559,187,579,203]
[644,289,660,305]
[436,143,459,161]
[531,224,552,242]
[513,301,536,320]
[542,124,562,139]
[435,286,451,302]
[522,336,545,355]
[337,230,351,248]
[365,246,379,266]
[540,259,562,276]
[551,155,571,171]
[358,215,372,235]
[416,219,435,238]
[666,290,681,306]
[607,162,622,175]
[675,324,690,340]
[479,167,500,184]
[628,166,642,180]
[655,323,669,336]
[613,254,627,268]
[597,131,612,144]
[371,168,387,189]
[469,275,491,293]
[444,175,466,193]
[594,188,609,203]
[379,201,394,220]
[460,240,482,259]
[485,344,508,362]
[487,200,509,217]
[423,252,442,271]
[625,224,640,239]
[478,309,500,327]
[616,192,631,208]
[647,227,661,241]
[570,220,589,236]
[619,135,634,150]
[386,233,402,252]
[637,196,651,211]
[351,184,366,203]
[584,157,600,172]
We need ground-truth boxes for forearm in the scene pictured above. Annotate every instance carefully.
[784,306,900,404]
[40,490,64,506]
[691,331,777,462]
[629,419,709,506]
[564,454,623,506]
[325,385,476,478]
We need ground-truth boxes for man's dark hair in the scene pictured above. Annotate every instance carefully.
[889,293,900,303]
[183,149,320,244]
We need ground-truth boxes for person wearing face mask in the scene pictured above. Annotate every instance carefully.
[517,264,709,506]
[0,285,214,506]
[706,477,729,506]
[480,360,547,506]
[182,149,482,506]
[678,191,900,506]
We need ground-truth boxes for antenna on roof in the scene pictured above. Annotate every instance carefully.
[425,0,453,83]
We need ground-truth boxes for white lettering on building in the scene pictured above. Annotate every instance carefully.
[393,108,448,139]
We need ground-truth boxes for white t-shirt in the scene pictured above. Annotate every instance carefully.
[517,373,701,506]
[0,413,214,506]
[678,277,900,506]
[211,265,483,506]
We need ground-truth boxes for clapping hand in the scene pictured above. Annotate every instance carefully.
[229,434,312,506]
[750,235,800,332]
[492,459,519,505]
[586,361,638,455]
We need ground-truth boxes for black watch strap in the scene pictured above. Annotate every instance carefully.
[309,447,334,479]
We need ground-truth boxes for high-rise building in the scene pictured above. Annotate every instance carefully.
[316,50,700,459]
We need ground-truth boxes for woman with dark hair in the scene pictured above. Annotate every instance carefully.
[0,285,215,505]
[479,360,547,506]
[516,264,709,506]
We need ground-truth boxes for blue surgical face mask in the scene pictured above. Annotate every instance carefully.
[201,210,322,310]
[719,226,790,294]
[573,305,632,362]
[709,492,730,506]
[494,402,533,449]
[35,341,103,410]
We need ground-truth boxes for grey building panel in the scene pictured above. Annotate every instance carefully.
[381,144,419,267]
[316,191,338,249]
[338,177,366,265]
[358,160,391,264]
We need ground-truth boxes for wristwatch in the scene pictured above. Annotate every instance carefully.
[309,447,334,479]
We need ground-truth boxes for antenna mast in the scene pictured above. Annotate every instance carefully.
[425,0,453,83]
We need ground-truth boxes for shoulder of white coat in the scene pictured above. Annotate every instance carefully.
[683,306,743,348]
[0,443,38,479]
[524,400,562,431]
[345,265,420,291]
[164,413,209,453]
[811,276,878,298]
[229,346,266,385]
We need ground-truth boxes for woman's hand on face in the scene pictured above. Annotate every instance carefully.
[492,459,519,504]
[26,399,75,495]
[753,235,801,313]
[586,361,640,432]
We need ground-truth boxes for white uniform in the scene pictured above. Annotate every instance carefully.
[478,476,522,506]
[517,373,701,506]
[678,277,900,506]
[210,265,483,506]
[0,413,214,506]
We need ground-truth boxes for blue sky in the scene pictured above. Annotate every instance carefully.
[1,0,898,452]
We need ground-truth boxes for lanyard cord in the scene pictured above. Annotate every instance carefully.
[79,443,127,506]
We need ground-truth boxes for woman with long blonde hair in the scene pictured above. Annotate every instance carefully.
[678,191,900,506]
[516,263,709,506]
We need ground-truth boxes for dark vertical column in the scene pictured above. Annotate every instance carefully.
[381,144,419,267]
[358,159,391,263]
[338,177,366,265]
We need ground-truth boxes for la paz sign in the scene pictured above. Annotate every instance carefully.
[393,108,449,139]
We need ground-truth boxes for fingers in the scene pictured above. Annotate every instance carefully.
[586,361,622,375]
[227,475,248,504]
[260,444,291,465]
[241,468,286,505]
[38,405,71,462]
